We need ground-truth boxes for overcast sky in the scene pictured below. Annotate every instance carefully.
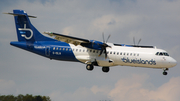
[0,0,180,101]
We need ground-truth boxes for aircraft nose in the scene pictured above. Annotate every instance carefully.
[169,57,177,67]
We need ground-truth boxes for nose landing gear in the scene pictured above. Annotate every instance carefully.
[163,68,169,75]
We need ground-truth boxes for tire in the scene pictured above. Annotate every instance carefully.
[86,64,94,71]
[163,71,168,75]
[102,67,109,73]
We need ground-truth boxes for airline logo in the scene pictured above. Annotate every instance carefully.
[121,57,156,65]
[18,24,33,40]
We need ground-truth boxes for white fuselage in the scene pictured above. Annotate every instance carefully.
[70,43,177,69]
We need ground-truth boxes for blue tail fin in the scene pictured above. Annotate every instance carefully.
[10,10,55,42]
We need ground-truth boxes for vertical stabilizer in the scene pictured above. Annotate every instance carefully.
[7,10,55,42]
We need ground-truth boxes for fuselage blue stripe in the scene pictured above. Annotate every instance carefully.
[10,41,78,62]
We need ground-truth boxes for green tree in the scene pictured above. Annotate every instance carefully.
[35,95,43,101]
[0,94,51,101]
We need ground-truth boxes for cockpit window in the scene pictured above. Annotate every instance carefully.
[159,52,163,56]
[155,52,169,56]
[163,52,169,56]
[155,52,159,55]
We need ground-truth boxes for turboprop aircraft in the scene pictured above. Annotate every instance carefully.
[5,10,177,75]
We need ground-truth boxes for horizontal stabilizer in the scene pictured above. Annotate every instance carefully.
[5,9,55,42]
[3,12,37,18]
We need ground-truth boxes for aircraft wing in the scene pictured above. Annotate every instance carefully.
[43,32,109,57]
[44,32,90,46]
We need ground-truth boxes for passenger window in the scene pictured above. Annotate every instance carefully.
[69,49,72,51]
[93,50,95,53]
[110,52,112,54]
[66,48,68,51]
[63,48,65,50]
[59,48,61,50]
[96,50,99,53]
[83,50,85,52]
[79,49,81,52]
[120,52,122,55]
[130,53,132,56]
[87,50,88,52]
[56,47,58,50]
[53,47,55,50]
[114,52,116,54]
[117,52,119,55]
[124,53,126,55]
[134,53,136,56]
[137,54,139,56]
[90,50,92,52]
[76,49,78,51]
[127,53,129,56]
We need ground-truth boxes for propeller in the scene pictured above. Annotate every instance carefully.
[92,40,95,47]
[137,38,141,46]
[133,37,142,46]
[106,35,111,43]
[133,37,135,45]
[98,33,111,59]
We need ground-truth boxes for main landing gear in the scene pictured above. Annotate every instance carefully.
[86,64,94,71]
[102,67,110,73]
[163,68,169,75]
[86,65,110,73]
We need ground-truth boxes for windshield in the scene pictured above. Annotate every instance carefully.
[155,52,169,56]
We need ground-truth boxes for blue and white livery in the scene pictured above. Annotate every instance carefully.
[6,10,177,75]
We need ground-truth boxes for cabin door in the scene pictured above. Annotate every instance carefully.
[45,46,50,56]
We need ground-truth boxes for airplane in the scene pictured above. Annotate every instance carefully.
[5,10,177,75]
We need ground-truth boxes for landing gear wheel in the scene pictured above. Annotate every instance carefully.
[162,68,169,75]
[86,64,94,71]
[163,71,168,75]
[102,67,109,73]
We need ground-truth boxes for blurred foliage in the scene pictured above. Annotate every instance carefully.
[0,94,51,101]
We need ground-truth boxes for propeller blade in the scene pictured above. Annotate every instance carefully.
[137,38,141,45]
[99,47,104,56]
[104,48,107,59]
[92,40,95,47]
[106,35,111,43]
[99,33,111,58]
[102,32,105,43]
